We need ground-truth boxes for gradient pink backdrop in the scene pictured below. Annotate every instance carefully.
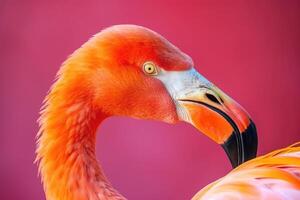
[1,1,300,199]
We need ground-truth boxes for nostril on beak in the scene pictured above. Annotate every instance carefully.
[205,93,222,105]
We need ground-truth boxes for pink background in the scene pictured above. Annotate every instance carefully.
[1,1,300,199]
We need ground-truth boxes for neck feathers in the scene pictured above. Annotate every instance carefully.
[36,65,125,200]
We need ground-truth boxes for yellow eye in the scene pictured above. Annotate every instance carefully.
[143,62,158,75]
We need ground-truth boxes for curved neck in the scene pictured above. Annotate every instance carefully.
[36,75,125,200]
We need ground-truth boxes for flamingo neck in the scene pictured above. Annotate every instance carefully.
[36,77,125,200]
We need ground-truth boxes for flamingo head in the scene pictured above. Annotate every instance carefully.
[72,25,257,167]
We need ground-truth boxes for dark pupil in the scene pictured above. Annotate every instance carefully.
[148,67,152,71]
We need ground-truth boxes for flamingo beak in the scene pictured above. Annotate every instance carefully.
[157,68,257,168]
[178,91,257,168]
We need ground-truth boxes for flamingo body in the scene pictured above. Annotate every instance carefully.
[193,143,300,200]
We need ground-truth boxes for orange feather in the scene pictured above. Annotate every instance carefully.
[193,142,300,200]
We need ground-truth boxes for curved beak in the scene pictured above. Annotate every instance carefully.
[158,68,258,168]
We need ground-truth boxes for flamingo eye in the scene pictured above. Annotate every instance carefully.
[143,62,158,75]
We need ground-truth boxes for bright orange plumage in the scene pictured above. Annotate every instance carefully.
[37,24,297,200]
[36,25,192,200]
[193,142,300,199]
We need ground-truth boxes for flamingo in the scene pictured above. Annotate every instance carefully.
[36,24,259,200]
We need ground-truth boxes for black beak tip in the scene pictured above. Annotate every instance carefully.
[241,120,258,161]
[221,120,258,168]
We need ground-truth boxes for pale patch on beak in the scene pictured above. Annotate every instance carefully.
[156,68,258,168]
